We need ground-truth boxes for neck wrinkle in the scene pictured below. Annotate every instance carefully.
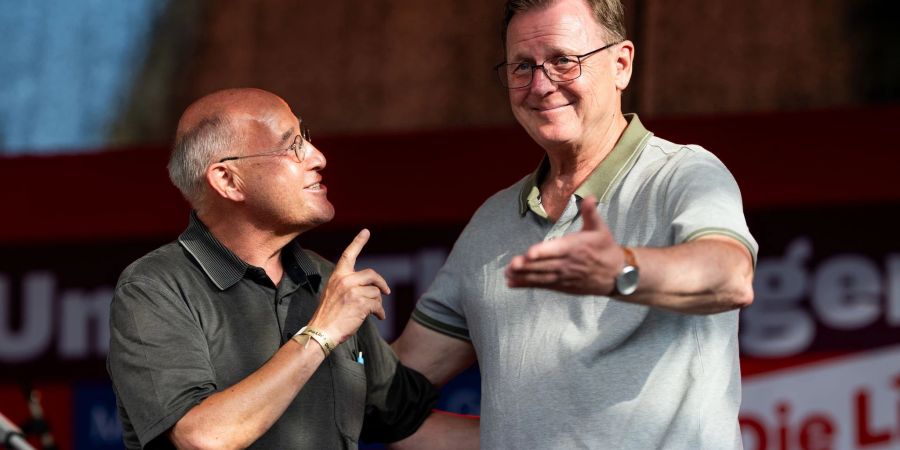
[543,111,627,197]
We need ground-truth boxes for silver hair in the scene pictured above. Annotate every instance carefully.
[501,0,626,45]
[167,115,235,208]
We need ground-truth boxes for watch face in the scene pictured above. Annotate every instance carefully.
[616,266,639,296]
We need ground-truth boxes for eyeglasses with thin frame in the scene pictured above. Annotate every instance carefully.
[494,41,622,89]
[218,124,312,163]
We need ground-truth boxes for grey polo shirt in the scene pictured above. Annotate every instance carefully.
[414,114,757,449]
[108,213,436,449]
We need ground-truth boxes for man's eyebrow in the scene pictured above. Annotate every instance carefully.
[280,128,294,144]
[509,46,572,62]
[508,52,535,62]
[278,114,304,144]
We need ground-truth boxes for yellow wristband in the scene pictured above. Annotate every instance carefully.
[291,326,313,351]
[291,326,336,357]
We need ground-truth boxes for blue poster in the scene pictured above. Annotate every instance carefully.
[73,382,124,450]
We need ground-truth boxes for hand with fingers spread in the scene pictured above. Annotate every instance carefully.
[505,195,628,296]
[307,229,391,346]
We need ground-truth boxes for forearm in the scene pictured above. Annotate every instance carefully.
[625,237,754,314]
[170,339,326,449]
[388,411,480,450]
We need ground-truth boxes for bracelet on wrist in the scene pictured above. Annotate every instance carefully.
[291,326,337,357]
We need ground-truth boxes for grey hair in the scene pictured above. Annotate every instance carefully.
[168,115,235,208]
[500,0,626,46]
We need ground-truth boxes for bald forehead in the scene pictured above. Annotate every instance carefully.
[177,88,288,135]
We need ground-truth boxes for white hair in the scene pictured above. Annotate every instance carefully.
[167,115,235,208]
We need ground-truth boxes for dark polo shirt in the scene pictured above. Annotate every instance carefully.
[108,213,437,449]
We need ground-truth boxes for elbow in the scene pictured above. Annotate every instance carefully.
[701,284,752,315]
[725,270,754,310]
[169,428,211,450]
[702,236,756,312]
[721,251,755,311]
[731,283,754,309]
[170,424,241,450]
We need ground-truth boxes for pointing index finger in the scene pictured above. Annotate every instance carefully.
[335,229,370,274]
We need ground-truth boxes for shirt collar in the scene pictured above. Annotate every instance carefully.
[518,113,653,216]
[178,211,322,291]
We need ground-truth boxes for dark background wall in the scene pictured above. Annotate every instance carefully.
[110,0,900,144]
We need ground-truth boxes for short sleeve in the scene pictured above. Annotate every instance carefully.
[411,224,477,341]
[666,148,758,263]
[108,278,217,448]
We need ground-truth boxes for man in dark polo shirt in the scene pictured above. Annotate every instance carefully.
[107,88,476,449]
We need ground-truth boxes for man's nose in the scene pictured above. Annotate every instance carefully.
[529,66,556,94]
[306,143,326,170]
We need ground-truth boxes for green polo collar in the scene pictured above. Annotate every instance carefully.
[518,113,653,216]
[178,211,321,291]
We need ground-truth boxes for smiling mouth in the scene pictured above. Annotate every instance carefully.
[305,182,323,190]
[533,103,571,112]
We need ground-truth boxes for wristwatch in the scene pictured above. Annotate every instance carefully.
[613,247,640,296]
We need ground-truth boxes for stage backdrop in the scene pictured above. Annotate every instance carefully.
[2,107,899,450]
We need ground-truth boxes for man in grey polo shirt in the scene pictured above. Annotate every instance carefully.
[393,0,757,448]
[108,88,477,449]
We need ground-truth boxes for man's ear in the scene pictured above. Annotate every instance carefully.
[614,40,635,91]
[206,162,246,202]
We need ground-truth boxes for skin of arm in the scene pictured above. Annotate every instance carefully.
[392,321,477,387]
[388,410,481,450]
[169,230,391,449]
[505,196,754,314]
[169,339,326,450]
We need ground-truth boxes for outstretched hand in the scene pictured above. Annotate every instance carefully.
[505,196,626,295]
[308,229,391,344]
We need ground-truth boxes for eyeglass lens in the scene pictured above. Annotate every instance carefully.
[294,125,311,162]
[502,57,581,88]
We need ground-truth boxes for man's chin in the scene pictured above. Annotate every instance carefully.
[308,205,335,227]
[530,127,576,150]
[321,208,336,224]
[288,202,335,233]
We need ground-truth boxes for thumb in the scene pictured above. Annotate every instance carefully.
[335,229,370,274]
[580,195,601,231]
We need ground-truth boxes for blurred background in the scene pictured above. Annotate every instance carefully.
[1,0,898,449]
